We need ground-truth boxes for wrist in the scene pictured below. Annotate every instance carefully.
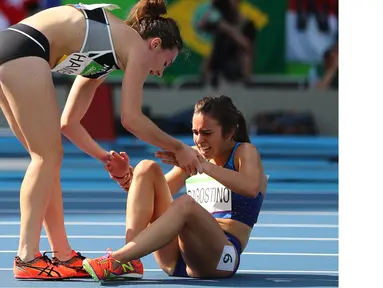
[172,140,185,153]
[201,159,212,174]
[99,151,111,164]
[113,171,133,191]
[112,171,131,184]
[111,166,133,179]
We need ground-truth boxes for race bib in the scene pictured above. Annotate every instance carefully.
[186,173,232,216]
[51,52,117,77]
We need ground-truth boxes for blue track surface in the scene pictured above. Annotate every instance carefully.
[0,136,338,287]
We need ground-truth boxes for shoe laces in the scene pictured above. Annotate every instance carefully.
[75,252,85,261]
[39,251,58,266]
[94,248,114,271]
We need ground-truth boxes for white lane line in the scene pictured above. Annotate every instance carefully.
[0,221,338,228]
[0,235,338,241]
[0,209,339,215]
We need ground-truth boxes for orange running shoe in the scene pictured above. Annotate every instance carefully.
[52,250,90,278]
[82,250,143,282]
[13,252,77,280]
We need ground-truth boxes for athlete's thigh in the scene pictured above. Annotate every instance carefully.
[0,57,62,154]
[0,87,28,150]
[178,196,238,278]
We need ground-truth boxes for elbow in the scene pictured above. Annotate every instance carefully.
[121,118,134,132]
[121,112,141,133]
[247,182,261,198]
[60,117,80,136]
[60,119,72,134]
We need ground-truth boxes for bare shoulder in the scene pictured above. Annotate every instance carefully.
[111,22,148,70]
[233,143,264,178]
[234,142,263,169]
[20,5,82,27]
[235,142,261,159]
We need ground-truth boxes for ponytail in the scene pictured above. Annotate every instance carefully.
[125,0,167,27]
[233,111,250,143]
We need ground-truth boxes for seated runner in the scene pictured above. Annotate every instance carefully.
[82,95,268,281]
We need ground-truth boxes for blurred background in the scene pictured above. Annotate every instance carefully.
[0,0,338,138]
[0,0,338,212]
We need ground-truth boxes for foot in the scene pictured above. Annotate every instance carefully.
[14,252,77,280]
[52,250,90,278]
[82,250,143,282]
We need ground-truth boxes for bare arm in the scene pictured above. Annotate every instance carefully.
[201,143,264,198]
[107,151,188,194]
[60,75,110,162]
[120,47,183,153]
[165,166,189,196]
[155,144,265,197]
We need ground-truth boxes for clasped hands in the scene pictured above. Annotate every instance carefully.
[104,148,208,191]
[104,151,134,191]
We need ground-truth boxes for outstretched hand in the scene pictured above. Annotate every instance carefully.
[105,150,134,191]
[105,150,130,178]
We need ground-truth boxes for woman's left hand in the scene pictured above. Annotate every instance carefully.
[154,150,179,166]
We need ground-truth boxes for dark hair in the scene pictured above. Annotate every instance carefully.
[194,95,250,143]
[125,0,183,51]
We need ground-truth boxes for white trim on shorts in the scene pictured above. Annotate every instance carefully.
[7,28,45,52]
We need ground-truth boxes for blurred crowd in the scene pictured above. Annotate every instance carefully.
[196,0,338,90]
[196,0,256,88]
[0,0,41,30]
[0,0,338,91]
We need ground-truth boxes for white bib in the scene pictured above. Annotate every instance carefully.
[51,52,117,77]
[185,173,232,215]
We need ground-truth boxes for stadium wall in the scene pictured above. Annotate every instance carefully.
[0,85,338,136]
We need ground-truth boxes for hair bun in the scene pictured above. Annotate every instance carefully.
[144,0,167,17]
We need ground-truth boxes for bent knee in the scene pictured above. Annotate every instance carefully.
[134,160,162,178]
[173,194,196,216]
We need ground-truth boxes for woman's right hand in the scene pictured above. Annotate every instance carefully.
[105,151,134,192]
[105,150,130,178]
[173,144,203,175]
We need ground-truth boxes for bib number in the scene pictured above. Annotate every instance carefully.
[186,173,232,215]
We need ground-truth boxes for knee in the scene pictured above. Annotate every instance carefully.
[172,194,196,218]
[160,265,174,276]
[133,160,162,179]
[30,146,63,167]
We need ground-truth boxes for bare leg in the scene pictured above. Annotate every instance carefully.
[0,82,72,261]
[124,160,179,273]
[0,58,64,262]
[112,194,236,278]
[43,174,73,260]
